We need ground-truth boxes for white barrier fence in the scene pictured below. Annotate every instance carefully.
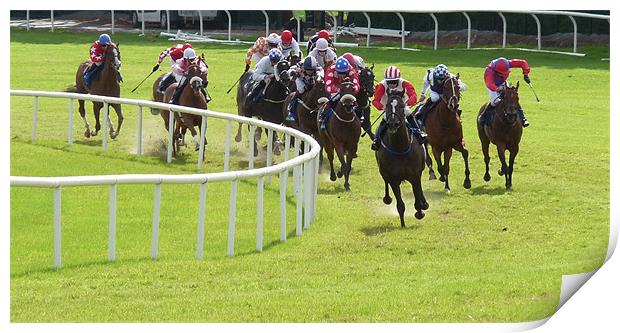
[18,10,609,55]
[10,90,321,268]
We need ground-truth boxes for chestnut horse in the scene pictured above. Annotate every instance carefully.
[375,89,429,227]
[283,79,326,138]
[477,82,523,190]
[71,43,124,139]
[317,81,361,191]
[420,75,471,193]
[162,63,209,155]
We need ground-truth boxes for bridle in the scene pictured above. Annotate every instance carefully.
[441,76,460,112]
[382,94,414,155]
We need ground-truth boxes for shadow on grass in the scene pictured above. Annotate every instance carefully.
[10,257,158,278]
[236,229,301,257]
[360,222,419,236]
[469,185,509,196]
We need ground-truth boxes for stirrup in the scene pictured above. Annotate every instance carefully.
[371,140,379,151]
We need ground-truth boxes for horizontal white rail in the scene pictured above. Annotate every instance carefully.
[10,90,321,268]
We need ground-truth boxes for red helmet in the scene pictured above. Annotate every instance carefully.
[182,43,193,50]
[281,30,293,45]
[318,29,330,40]
[492,57,510,75]
[384,66,401,80]
[342,53,356,69]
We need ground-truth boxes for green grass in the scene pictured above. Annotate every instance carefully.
[10,29,610,322]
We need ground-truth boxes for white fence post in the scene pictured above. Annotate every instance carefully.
[108,184,117,262]
[151,184,161,259]
[225,10,232,41]
[68,99,73,145]
[331,12,338,43]
[498,12,507,49]
[256,177,264,252]
[167,110,175,163]
[396,12,405,49]
[266,129,273,184]
[26,10,30,31]
[224,120,231,171]
[530,14,541,50]
[312,154,319,223]
[141,10,145,36]
[568,15,578,53]
[111,10,115,34]
[262,10,269,37]
[279,170,287,242]
[31,96,38,142]
[463,12,471,49]
[430,13,438,50]
[198,115,207,170]
[137,106,142,157]
[53,187,62,269]
[166,10,170,33]
[303,143,312,229]
[50,10,54,32]
[227,180,238,256]
[362,12,371,47]
[284,133,290,163]
[199,11,204,37]
[102,102,109,153]
[196,182,207,260]
[249,124,255,169]
[296,16,301,43]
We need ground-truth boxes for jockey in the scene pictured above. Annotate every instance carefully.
[280,30,302,59]
[306,29,336,54]
[84,33,121,88]
[481,57,531,127]
[318,57,360,130]
[245,33,282,72]
[308,38,337,71]
[169,48,208,105]
[286,55,321,122]
[341,52,366,72]
[155,42,194,95]
[247,49,284,102]
[416,64,467,128]
[370,65,425,150]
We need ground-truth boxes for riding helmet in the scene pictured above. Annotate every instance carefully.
[268,48,283,63]
[281,30,293,45]
[99,33,112,45]
[434,64,449,80]
[303,56,318,70]
[316,38,329,51]
[183,48,197,60]
[384,66,401,80]
[335,58,350,73]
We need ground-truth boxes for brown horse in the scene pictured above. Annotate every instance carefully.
[71,43,124,139]
[375,89,429,226]
[477,82,523,190]
[283,79,325,138]
[356,65,376,140]
[152,55,209,153]
[420,75,471,193]
[317,81,361,191]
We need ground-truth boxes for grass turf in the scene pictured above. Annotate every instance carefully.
[9,29,610,322]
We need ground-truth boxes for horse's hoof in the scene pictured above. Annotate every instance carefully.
[150,109,160,116]
[195,145,200,151]
[337,171,343,178]
[444,188,451,194]
[506,184,512,191]
[91,130,98,136]
[439,175,446,182]
[330,174,337,181]
[110,131,118,140]
[344,184,351,192]
[415,211,425,220]
[463,179,471,189]
[383,196,392,205]
[498,168,504,176]
[421,201,429,210]
[429,171,437,181]
[483,174,491,182]
[84,130,91,138]
[234,134,242,143]
[273,147,281,156]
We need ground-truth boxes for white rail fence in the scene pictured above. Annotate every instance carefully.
[10,90,321,269]
[18,10,609,55]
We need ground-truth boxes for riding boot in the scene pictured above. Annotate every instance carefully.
[169,80,187,105]
[517,104,530,127]
[319,104,333,130]
[407,114,428,144]
[371,120,387,151]
[159,73,176,94]
[248,80,266,103]
[83,64,102,88]
[286,95,299,122]
[354,106,365,122]
[201,87,212,103]
[117,72,123,83]
[479,104,495,126]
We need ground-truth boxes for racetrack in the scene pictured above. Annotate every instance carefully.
[9,29,610,322]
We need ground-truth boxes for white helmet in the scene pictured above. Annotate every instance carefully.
[183,48,197,60]
[267,33,281,45]
[316,38,328,51]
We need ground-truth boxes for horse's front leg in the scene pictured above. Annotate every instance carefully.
[432,147,445,183]
[481,138,491,182]
[324,141,337,181]
[496,144,510,189]
[110,103,123,139]
[78,99,91,138]
[442,148,453,193]
[382,180,392,204]
[389,182,407,227]
[453,142,471,189]
[410,177,428,220]
[92,102,103,136]
[334,143,347,180]
[507,147,519,190]
[343,149,354,192]
[272,132,281,156]
[424,142,437,180]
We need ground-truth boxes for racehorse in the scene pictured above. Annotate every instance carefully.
[283,79,326,138]
[317,81,361,191]
[162,62,209,155]
[419,74,471,193]
[356,65,376,139]
[375,89,429,226]
[152,55,209,152]
[235,59,291,157]
[477,82,523,190]
[71,42,124,139]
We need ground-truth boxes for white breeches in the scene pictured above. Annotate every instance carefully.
[429,90,441,103]
[486,88,501,106]
[295,78,307,94]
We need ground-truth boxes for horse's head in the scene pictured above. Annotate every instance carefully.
[105,43,121,72]
[499,82,520,124]
[274,60,291,85]
[196,54,209,82]
[385,89,406,134]
[442,74,461,112]
[338,81,358,114]
[186,63,205,96]
[358,65,375,96]
[308,78,326,102]
[287,54,301,67]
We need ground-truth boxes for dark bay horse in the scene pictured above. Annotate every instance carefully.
[162,63,209,155]
[477,82,523,190]
[420,75,471,193]
[283,79,326,138]
[236,60,291,156]
[317,81,361,191]
[71,43,124,139]
[375,89,429,227]
[357,65,376,140]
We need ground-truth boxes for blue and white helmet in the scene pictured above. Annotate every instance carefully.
[268,48,283,63]
[335,57,350,73]
[99,33,112,45]
[303,56,318,70]
[434,64,449,80]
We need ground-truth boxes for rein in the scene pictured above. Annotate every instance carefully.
[380,126,415,156]
[440,77,459,111]
[332,108,356,123]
